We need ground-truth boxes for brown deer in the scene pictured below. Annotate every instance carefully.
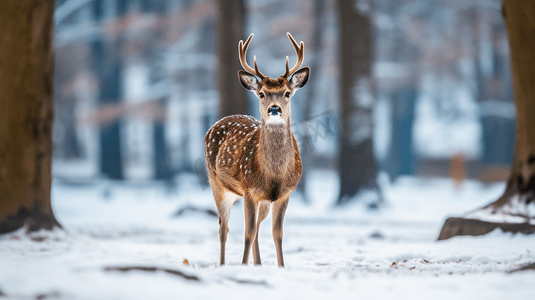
[204,33,309,267]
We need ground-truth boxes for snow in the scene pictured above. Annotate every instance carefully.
[1,174,534,299]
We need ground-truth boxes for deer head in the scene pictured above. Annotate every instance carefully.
[237,33,310,126]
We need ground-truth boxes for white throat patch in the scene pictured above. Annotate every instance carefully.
[266,115,285,124]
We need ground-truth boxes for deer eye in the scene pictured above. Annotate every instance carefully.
[285,92,291,98]
[259,92,265,98]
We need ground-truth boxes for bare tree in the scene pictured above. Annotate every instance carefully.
[92,0,126,180]
[336,0,379,206]
[93,39,124,180]
[0,0,61,234]
[297,0,326,201]
[216,0,249,117]
[439,0,535,239]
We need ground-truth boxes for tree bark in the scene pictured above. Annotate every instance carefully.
[498,1,535,203]
[336,0,378,205]
[0,0,61,234]
[438,0,535,240]
[216,0,249,117]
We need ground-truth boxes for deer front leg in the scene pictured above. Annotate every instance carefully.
[242,194,258,265]
[252,201,271,265]
[215,191,234,266]
[272,198,289,267]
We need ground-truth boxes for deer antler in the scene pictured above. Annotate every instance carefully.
[283,32,305,78]
[238,33,266,80]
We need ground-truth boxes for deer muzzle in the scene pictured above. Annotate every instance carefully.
[268,105,282,116]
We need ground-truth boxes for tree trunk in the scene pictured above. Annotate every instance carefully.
[92,39,124,180]
[154,99,171,180]
[0,0,61,234]
[388,88,416,178]
[297,0,325,201]
[438,0,535,240]
[216,0,248,117]
[336,0,378,206]
[62,95,82,159]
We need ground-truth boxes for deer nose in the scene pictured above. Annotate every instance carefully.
[268,106,282,116]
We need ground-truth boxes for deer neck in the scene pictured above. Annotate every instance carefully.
[258,120,294,176]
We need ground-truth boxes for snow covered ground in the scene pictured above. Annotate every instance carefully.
[1,172,534,300]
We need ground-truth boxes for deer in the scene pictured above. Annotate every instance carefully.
[204,33,309,267]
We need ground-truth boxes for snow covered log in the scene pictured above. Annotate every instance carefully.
[0,0,61,234]
[439,0,535,240]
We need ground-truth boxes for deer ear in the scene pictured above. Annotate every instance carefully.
[238,70,259,91]
[289,67,310,90]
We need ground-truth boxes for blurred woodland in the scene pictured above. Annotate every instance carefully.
[50,0,511,204]
[3,2,535,296]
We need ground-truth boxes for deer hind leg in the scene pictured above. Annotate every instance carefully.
[252,201,271,265]
[272,198,289,267]
[241,193,258,265]
[214,187,239,266]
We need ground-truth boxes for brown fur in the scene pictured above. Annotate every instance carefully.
[263,77,288,88]
[204,115,301,202]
